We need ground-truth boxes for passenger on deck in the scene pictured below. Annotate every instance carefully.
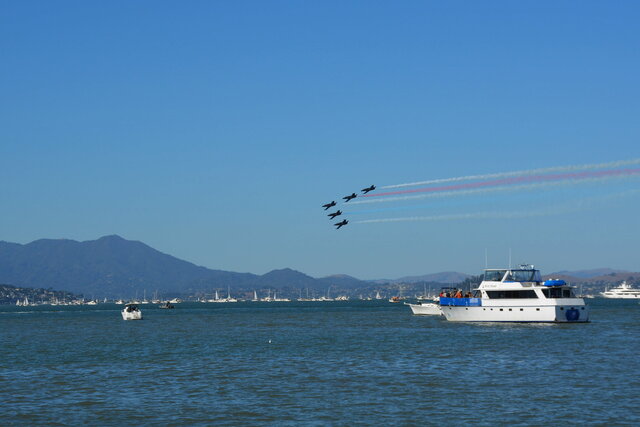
[455,290,463,298]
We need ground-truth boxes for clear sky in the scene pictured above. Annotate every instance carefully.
[2,1,639,279]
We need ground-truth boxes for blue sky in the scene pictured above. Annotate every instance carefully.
[1,1,639,279]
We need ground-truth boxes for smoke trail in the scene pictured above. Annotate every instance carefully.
[350,169,640,205]
[354,211,552,224]
[371,168,640,198]
[380,158,640,190]
[353,189,640,224]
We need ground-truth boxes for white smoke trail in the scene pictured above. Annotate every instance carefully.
[353,189,640,224]
[351,172,640,205]
[380,158,640,190]
[354,210,551,224]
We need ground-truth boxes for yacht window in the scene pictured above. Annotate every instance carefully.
[542,288,576,298]
[486,290,538,299]
[484,270,507,281]
[510,270,541,283]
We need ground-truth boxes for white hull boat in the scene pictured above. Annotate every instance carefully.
[121,304,142,320]
[600,281,640,298]
[407,302,442,316]
[440,264,589,323]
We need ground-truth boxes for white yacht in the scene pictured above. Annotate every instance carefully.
[600,281,640,298]
[121,304,143,320]
[440,264,589,323]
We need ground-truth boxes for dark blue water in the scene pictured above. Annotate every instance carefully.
[1,299,639,425]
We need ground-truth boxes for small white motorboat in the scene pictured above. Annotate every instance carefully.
[121,304,142,320]
[406,302,442,316]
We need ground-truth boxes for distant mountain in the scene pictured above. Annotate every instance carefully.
[0,235,374,298]
[376,272,471,284]
[4,235,633,300]
[550,268,630,279]
[543,271,640,284]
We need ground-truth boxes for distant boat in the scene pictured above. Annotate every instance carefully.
[272,292,290,302]
[601,281,640,299]
[226,286,238,303]
[261,289,274,302]
[121,304,142,320]
[211,290,222,302]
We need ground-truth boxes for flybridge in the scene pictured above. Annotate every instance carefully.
[483,265,542,283]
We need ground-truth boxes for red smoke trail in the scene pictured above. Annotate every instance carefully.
[365,168,640,198]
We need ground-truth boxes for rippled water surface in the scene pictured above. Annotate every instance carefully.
[1,299,639,425]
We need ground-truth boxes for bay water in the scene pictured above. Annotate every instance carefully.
[1,299,639,425]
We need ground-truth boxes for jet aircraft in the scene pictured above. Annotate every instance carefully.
[361,185,376,194]
[327,210,342,219]
[334,219,348,229]
[343,193,357,202]
[322,201,336,210]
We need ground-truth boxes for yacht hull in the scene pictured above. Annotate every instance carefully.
[440,303,589,322]
[600,294,640,299]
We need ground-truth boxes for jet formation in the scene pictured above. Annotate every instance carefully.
[322,184,376,229]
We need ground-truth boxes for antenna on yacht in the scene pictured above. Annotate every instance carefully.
[509,248,512,269]
[485,248,488,269]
